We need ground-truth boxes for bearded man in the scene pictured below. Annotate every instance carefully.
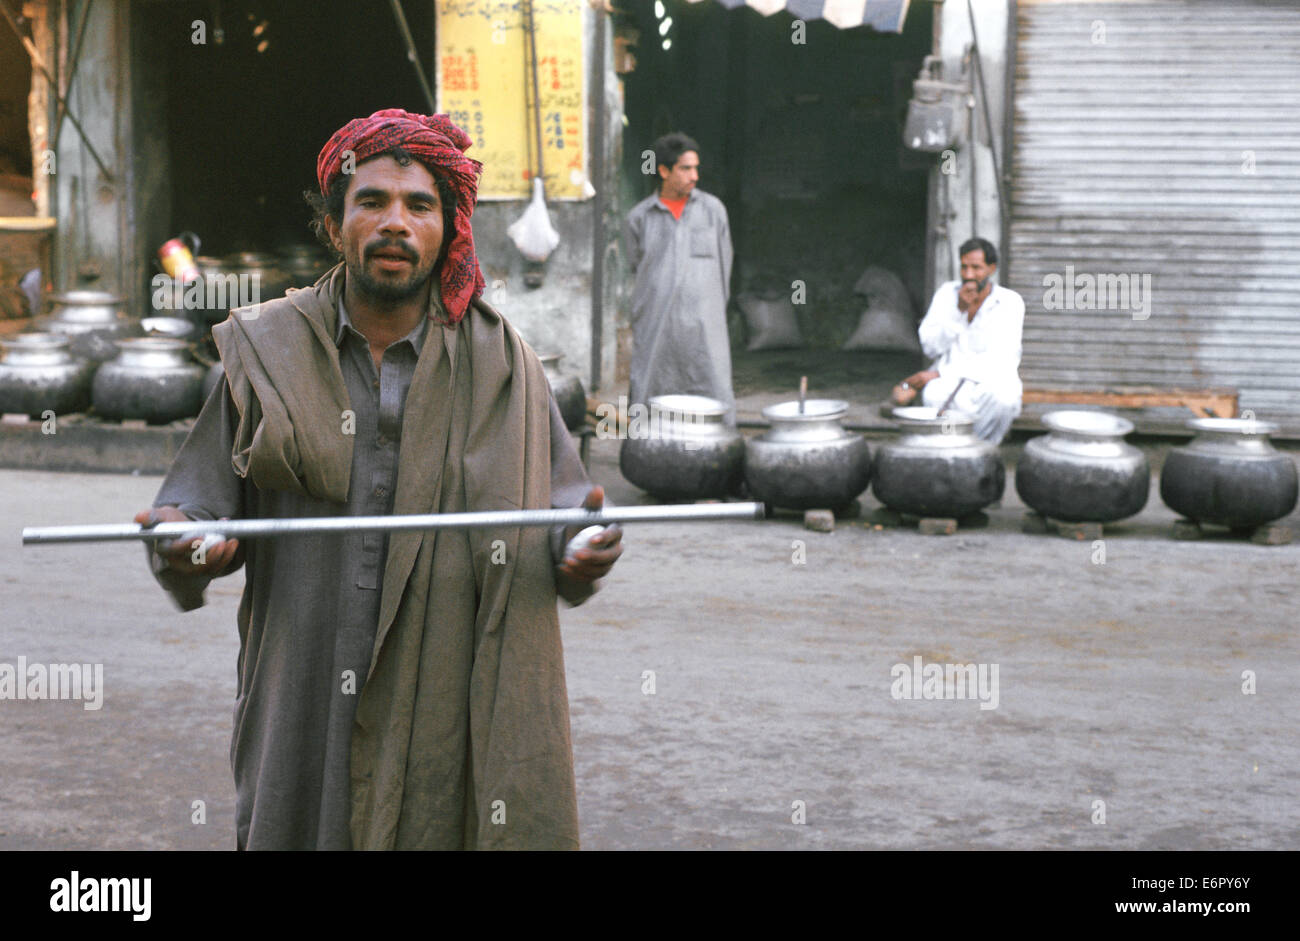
[134,110,622,850]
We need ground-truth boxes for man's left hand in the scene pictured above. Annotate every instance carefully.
[558,485,623,583]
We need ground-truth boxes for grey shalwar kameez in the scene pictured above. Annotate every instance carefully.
[624,188,735,423]
[148,296,594,851]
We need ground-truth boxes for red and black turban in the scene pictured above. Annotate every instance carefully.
[316,109,485,325]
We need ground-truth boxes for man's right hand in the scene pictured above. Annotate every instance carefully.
[134,506,240,577]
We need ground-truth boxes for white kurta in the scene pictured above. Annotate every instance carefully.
[917,281,1025,443]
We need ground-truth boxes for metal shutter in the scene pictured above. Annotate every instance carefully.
[1005,0,1300,425]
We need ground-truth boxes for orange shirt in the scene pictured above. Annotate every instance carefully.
[659,195,688,220]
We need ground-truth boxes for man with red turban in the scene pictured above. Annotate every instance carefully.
[134,110,622,850]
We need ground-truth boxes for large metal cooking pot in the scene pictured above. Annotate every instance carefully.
[0,333,94,417]
[538,352,587,431]
[1015,410,1149,523]
[872,406,1005,518]
[619,394,744,500]
[92,337,206,424]
[223,252,292,309]
[280,244,335,288]
[744,399,871,511]
[1159,417,1298,529]
[36,290,142,363]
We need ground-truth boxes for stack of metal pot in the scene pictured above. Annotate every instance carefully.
[619,394,744,501]
[744,399,872,513]
[35,290,142,364]
[0,333,95,418]
[872,407,1005,518]
[1015,410,1149,523]
[1160,417,1298,530]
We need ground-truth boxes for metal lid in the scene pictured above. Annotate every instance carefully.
[891,405,974,427]
[648,394,728,417]
[1,332,68,349]
[762,399,848,422]
[114,336,190,352]
[1042,409,1134,437]
[141,317,197,339]
[1187,416,1279,436]
[46,290,124,305]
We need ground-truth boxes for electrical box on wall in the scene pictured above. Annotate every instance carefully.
[902,56,969,153]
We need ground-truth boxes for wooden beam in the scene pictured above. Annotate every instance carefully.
[1023,385,1238,418]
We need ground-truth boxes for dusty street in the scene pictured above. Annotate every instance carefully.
[2,434,1297,850]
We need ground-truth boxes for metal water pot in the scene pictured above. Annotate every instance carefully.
[619,394,745,500]
[872,407,1005,518]
[538,352,588,431]
[1159,417,1298,529]
[92,337,206,424]
[744,399,872,512]
[36,290,142,363]
[202,360,225,401]
[1015,410,1149,523]
[0,333,94,417]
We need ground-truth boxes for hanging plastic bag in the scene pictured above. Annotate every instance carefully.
[507,177,561,262]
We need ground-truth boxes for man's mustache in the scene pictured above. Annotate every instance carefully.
[365,239,417,262]
[963,276,991,290]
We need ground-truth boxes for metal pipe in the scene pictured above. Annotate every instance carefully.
[388,0,437,113]
[23,502,767,546]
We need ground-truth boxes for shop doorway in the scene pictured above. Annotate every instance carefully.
[619,1,933,365]
[131,0,434,270]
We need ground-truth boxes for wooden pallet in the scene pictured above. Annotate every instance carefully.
[1023,385,1237,419]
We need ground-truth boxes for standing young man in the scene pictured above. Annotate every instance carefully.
[624,132,736,424]
[136,110,622,850]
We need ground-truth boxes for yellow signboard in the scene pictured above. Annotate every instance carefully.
[436,0,587,200]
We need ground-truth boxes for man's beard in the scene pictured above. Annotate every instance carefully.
[963,276,991,292]
[346,242,439,303]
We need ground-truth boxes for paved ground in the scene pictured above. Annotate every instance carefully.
[2,431,1298,850]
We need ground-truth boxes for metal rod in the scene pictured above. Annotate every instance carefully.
[939,376,969,414]
[525,0,545,184]
[388,0,436,113]
[51,0,94,153]
[23,502,767,546]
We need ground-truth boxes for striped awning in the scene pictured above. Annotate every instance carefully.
[684,0,911,33]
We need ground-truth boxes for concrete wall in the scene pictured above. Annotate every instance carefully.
[928,0,1011,287]
[51,0,135,306]
[470,7,623,395]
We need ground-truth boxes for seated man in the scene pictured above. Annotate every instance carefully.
[891,237,1024,443]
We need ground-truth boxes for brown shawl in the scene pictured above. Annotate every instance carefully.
[212,267,579,850]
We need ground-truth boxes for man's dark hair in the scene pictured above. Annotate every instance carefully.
[651,131,700,177]
[303,145,458,264]
[958,237,998,267]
